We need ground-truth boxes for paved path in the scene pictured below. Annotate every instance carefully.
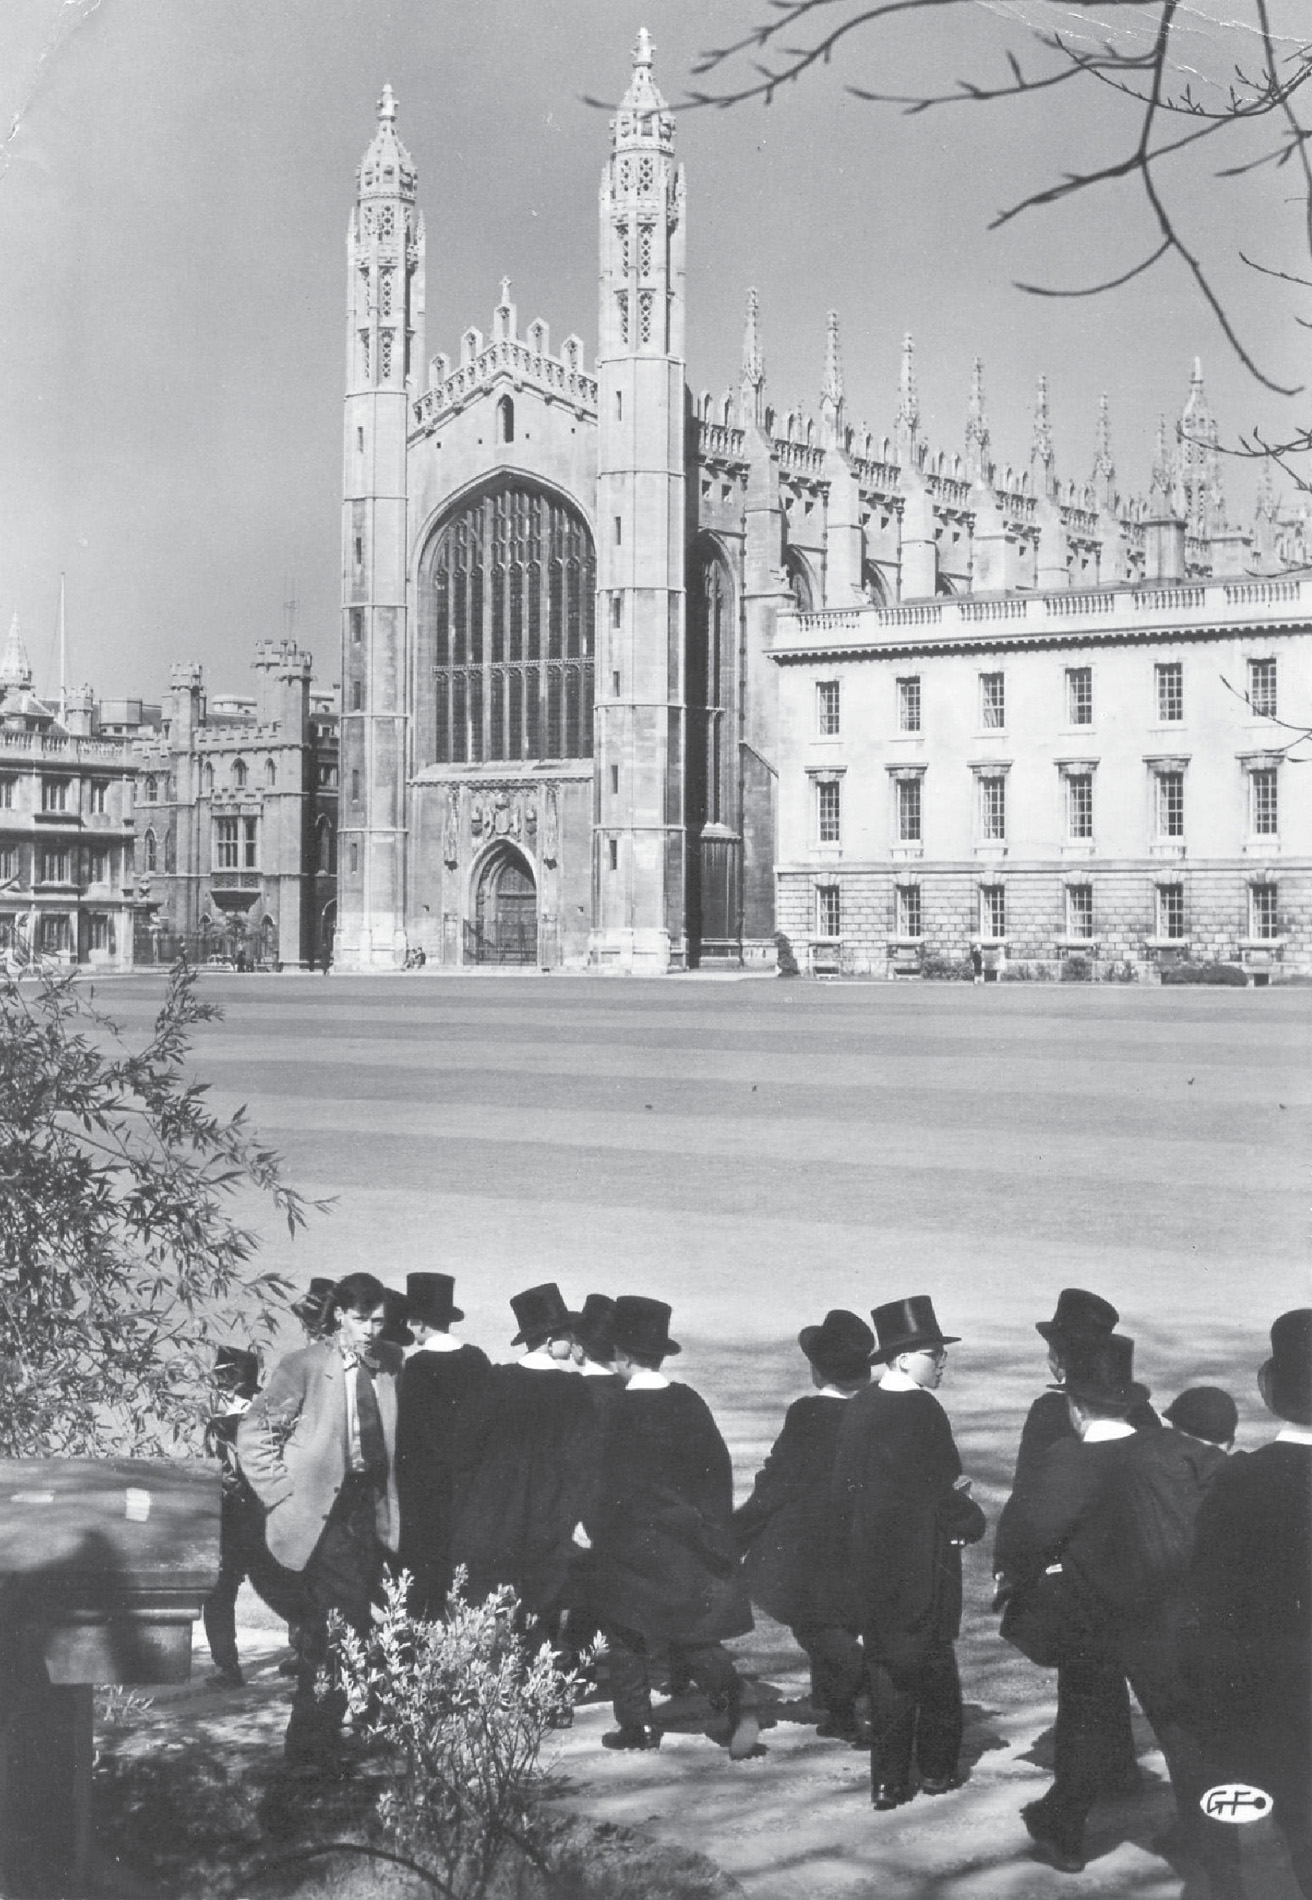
[97,972,1309,1897]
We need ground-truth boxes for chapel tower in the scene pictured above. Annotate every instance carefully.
[337,86,425,970]
[590,31,689,972]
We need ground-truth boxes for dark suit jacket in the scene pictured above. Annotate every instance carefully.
[448,1361,598,1616]
[582,1382,753,1646]
[735,1393,859,1628]
[237,1338,402,1571]
[1187,1439,1311,1768]
[832,1384,986,1668]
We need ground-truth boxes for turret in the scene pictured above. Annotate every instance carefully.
[591,29,689,972]
[739,287,765,429]
[964,358,991,487]
[820,309,845,449]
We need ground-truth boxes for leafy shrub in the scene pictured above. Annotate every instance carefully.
[1160,961,1249,987]
[330,1570,579,1900]
[920,949,973,981]
[773,930,799,977]
[1060,956,1092,982]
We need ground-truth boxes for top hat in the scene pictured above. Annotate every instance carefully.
[1164,1386,1238,1446]
[1260,1308,1312,1425]
[1036,1288,1120,1346]
[378,1288,414,1349]
[573,1293,617,1365]
[1052,1333,1149,1413]
[869,1295,960,1364]
[405,1273,464,1328]
[510,1282,578,1349]
[798,1309,875,1384]
[612,1295,681,1360]
[291,1277,335,1330]
[214,1345,259,1392]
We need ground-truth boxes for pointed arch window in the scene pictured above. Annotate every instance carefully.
[232,759,247,790]
[496,395,515,444]
[143,828,157,873]
[265,757,277,788]
[422,478,595,766]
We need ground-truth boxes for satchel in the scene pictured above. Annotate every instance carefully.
[1000,1563,1103,1668]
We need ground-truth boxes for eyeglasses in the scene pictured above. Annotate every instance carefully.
[915,1346,948,1365]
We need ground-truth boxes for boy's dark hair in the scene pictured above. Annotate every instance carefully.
[625,1348,665,1372]
[328,1272,388,1323]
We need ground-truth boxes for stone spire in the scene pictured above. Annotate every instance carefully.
[0,612,32,691]
[1031,373,1056,499]
[357,82,417,203]
[1092,392,1115,507]
[964,357,991,485]
[820,309,845,447]
[1178,356,1223,536]
[612,25,674,152]
[620,25,667,115]
[739,287,765,426]
[895,332,922,468]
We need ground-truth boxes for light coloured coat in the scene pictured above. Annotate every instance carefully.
[237,1337,402,1571]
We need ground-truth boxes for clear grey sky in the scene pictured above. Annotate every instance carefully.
[0,0,1299,700]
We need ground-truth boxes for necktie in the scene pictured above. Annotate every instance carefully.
[355,1360,388,1481]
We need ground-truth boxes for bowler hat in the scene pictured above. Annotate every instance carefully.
[612,1295,681,1360]
[510,1282,578,1349]
[1036,1288,1120,1346]
[291,1277,335,1331]
[214,1346,259,1393]
[798,1309,875,1384]
[379,1288,414,1349]
[405,1273,464,1328]
[1164,1386,1238,1446]
[869,1295,960,1364]
[1052,1333,1149,1413]
[1260,1308,1312,1426]
[573,1293,617,1364]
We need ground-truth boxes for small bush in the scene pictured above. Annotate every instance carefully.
[1160,961,1249,987]
[329,1570,579,1899]
[1061,956,1092,983]
[921,949,973,981]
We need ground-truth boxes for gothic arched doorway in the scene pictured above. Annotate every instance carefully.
[469,845,538,965]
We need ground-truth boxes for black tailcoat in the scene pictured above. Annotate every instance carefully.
[582,1382,753,1645]
[995,1432,1139,1594]
[832,1384,986,1669]
[448,1362,598,1617]
[395,1343,492,1614]
[1187,1441,1311,1761]
[735,1394,858,1627]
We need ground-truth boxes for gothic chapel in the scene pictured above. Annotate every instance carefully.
[335,34,1312,977]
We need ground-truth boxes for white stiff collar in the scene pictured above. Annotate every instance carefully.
[815,1384,858,1399]
[1276,1422,1312,1446]
[879,1367,919,1392]
[625,1367,669,1391]
[519,1347,566,1371]
[408,1333,464,1355]
[579,1361,616,1377]
[1081,1418,1137,1442]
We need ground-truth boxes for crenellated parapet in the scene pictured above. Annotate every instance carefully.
[412,287,596,434]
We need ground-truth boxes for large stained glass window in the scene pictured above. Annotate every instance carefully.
[425,481,595,764]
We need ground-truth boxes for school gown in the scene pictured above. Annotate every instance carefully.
[734,1393,858,1629]
[395,1340,492,1615]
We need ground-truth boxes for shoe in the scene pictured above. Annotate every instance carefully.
[727,1706,761,1761]
[206,1664,244,1688]
[920,1774,964,1796]
[601,1724,661,1751]
[872,1784,909,1811]
[1022,1801,1085,1874]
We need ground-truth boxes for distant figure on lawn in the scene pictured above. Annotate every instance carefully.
[238,1271,402,1771]
[395,1273,491,1619]
[833,1295,987,1811]
[1187,1309,1312,1900]
[201,1345,302,1690]
[735,1308,873,1743]
[579,1295,759,1759]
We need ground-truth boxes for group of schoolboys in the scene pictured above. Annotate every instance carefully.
[205,1276,1311,1899]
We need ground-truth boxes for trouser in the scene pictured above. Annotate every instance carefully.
[284,1473,384,1767]
[202,1489,304,1673]
[791,1621,864,1716]
[865,1641,963,1793]
[604,1623,748,1732]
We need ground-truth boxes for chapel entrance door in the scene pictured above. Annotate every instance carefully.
[470,846,538,965]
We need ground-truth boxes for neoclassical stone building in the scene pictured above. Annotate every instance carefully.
[335,33,1311,977]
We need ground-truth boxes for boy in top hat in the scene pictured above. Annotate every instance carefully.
[448,1282,598,1637]
[1188,1310,1312,1899]
[833,1295,986,1810]
[735,1309,874,1742]
[995,1332,1156,1874]
[395,1273,491,1619]
[238,1272,403,1769]
[201,1346,301,1688]
[582,1296,758,1759]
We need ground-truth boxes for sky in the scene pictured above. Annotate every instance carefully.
[0,0,1303,701]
